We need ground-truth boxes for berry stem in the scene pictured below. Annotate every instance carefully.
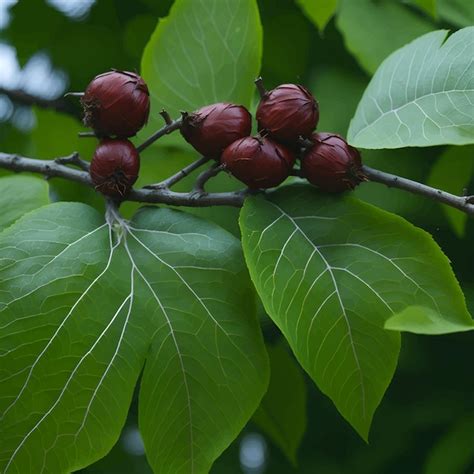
[159,109,173,125]
[136,117,183,153]
[144,156,211,190]
[54,152,90,171]
[193,163,225,195]
[64,92,85,97]
[254,77,267,99]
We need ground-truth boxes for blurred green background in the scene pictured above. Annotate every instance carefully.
[0,1,473,472]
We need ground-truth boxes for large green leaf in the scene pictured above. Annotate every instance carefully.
[252,341,307,465]
[139,0,262,148]
[427,145,474,237]
[295,0,338,32]
[336,0,433,75]
[348,28,474,149]
[0,203,268,473]
[239,186,473,438]
[0,176,49,232]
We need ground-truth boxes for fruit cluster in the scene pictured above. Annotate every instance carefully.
[81,69,365,199]
[181,82,365,192]
[83,70,149,198]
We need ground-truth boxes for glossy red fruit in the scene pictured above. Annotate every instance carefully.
[256,84,319,143]
[301,133,366,193]
[180,103,252,158]
[221,136,296,189]
[90,139,140,198]
[81,70,150,137]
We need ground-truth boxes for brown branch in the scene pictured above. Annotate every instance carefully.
[54,152,90,171]
[363,165,474,216]
[193,163,224,194]
[1,151,474,215]
[136,116,183,153]
[0,152,245,207]
[144,156,211,190]
[254,77,267,99]
[0,87,80,119]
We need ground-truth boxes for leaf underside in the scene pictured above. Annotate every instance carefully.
[348,27,474,148]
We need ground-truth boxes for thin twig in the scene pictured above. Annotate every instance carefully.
[159,109,173,125]
[136,117,183,153]
[144,156,211,190]
[362,165,474,216]
[54,152,90,171]
[193,163,224,194]
[64,92,85,98]
[254,77,267,99]
[78,131,97,138]
[0,86,80,119]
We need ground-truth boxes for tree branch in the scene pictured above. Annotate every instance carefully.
[363,165,474,216]
[1,151,473,215]
[0,86,80,119]
[0,152,245,207]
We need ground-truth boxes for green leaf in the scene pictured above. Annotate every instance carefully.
[132,208,268,473]
[427,145,474,237]
[253,342,307,465]
[438,0,474,27]
[348,28,474,149]
[0,176,49,232]
[0,203,268,473]
[139,0,262,148]
[239,185,473,438]
[295,0,338,32]
[336,0,433,75]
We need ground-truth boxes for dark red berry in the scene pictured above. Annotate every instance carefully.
[221,136,296,189]
[180,103,252,158]
[301,133,366,193]
[81,70,150,137]
[256,84,319,143]
[90,139,140,198]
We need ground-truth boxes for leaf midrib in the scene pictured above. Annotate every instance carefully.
[266,201,368,422]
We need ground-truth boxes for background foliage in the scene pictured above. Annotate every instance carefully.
[0,0,473,473]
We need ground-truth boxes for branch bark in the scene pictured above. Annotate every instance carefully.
[1,151,473,215]
[362,165,474,216]
[0,152,245,207]
[136,117,183,152]
[0,87,80,119]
